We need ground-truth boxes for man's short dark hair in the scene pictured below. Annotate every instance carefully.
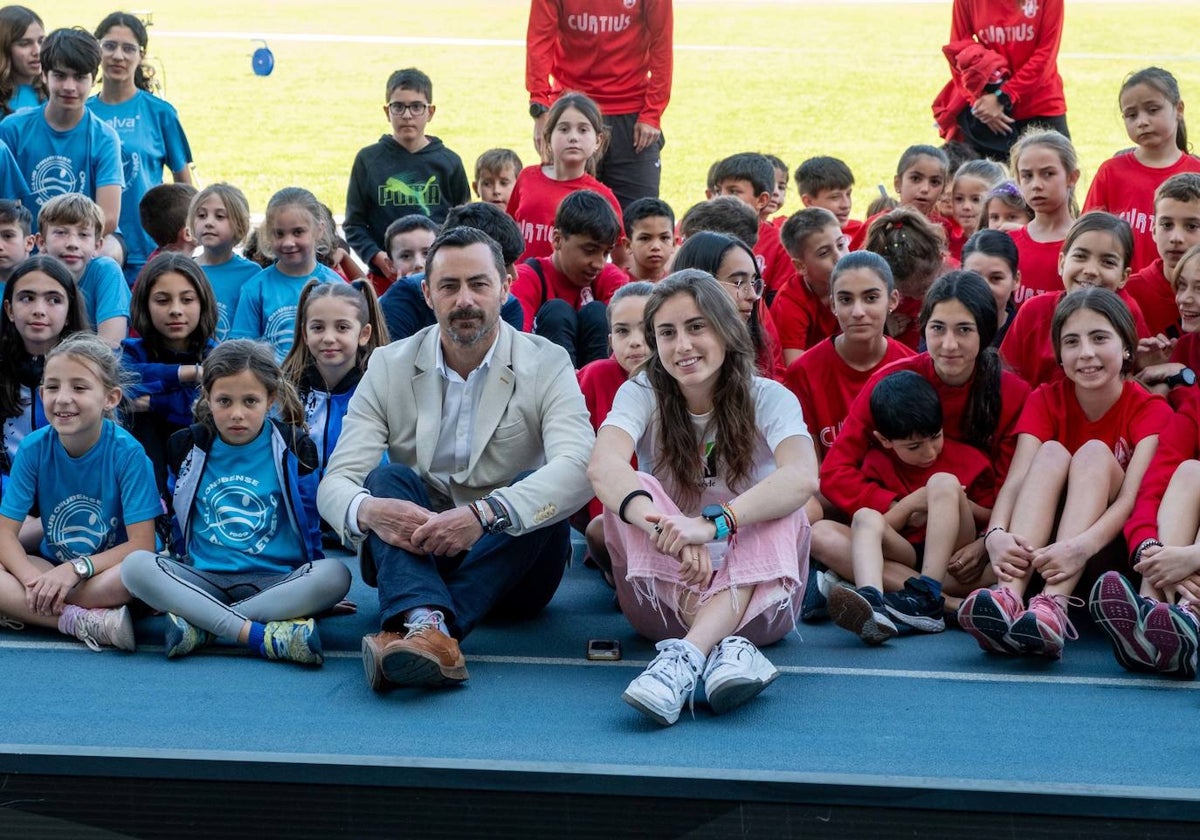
[554,190,620,245]
[869,371,943,441]
[41,28,102,77]
[712,153,774,197]
[444,202,525,267]
[623,197,675,238]
[386,67,432,101]
[425,226,506,284]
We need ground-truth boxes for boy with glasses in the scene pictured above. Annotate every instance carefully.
[344,67,470,290]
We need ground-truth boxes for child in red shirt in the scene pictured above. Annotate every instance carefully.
[951,159,1007,259]
[785,251,914,463]
[1084,68,1200,273]
[710,152,797,301]
[774,207,847,363]
[863,207,948,349]
[826,370,995,645]
[1137,243,1200,406]
[815,272,1030,585]
[764,153,789,228]
[983,180,1034,232]
[1001,212,1149,389]
[622,197,676,282]
[961,229,1019,346]
[962,287,1172,661]
[849,146,955,251]
[1125,173,1200,340]
[795,155,863,243]
[576,282,654,582]
[1008,130,1081,305]
[507,93,622,263]
[511,189,627,367]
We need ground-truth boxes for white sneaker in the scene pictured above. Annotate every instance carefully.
[701,636,779,714]
[60,606,136,652]
[622,639,702,726]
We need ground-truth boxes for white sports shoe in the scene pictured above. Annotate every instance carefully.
[622,639,703,726]
[59,606,136,652]
[701,636,779,714]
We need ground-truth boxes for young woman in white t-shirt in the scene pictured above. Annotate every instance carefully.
[588,269,819,726]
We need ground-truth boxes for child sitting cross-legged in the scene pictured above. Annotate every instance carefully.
[828,370,995,644]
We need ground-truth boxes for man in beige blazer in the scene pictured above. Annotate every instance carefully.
[318,227,596,691]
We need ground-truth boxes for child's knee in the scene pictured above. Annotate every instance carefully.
[1172,459,1200,484]
[926,472,964,499]
[119,549,158,591]
[851,507,885,532]
[1069,439,1119,475]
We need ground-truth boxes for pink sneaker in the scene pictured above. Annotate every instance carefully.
[958,587,1024,654]
[1009,593,1080,659]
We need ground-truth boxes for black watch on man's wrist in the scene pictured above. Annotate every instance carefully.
[1166,367,1197,388]
[482,496,512,534]
[529,103,549,119]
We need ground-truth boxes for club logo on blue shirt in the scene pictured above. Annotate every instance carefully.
[199,476,279,555]
[46,494,116,561]
[216,302,231,342]
[31,155,80,204]
[264,305,297,357]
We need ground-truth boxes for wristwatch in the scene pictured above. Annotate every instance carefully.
[1166,367,1197,388]
[481,495,512,535]
[994,89,1013,111]
[701,504,731,540]
[71,557,92,580]
[529,102,549,119]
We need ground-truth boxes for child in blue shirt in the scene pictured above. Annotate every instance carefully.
[230,187,344,362]
[0,199,34,294]
[0,333,159,651]
[0,6,46,118]
[0,256,88,489]
[121,252,217,499]
[37,193,129,346]
[87,12,193,286]
[121,340,351,665]
[0,28,122,234]
[188,183,261,340]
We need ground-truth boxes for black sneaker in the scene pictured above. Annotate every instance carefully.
[828,585,898,645]
[884,576,946,633]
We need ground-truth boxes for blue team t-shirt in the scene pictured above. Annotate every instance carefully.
[0,106,123,230]
[0,141,30,202]
[201,255,263,341]
[187,424,301,574]
[0,419,160,562]
[87,91,193,284]
[77,255,131,327]
[229,262,342,362]
[5,84,42,116]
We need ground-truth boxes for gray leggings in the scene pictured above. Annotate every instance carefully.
[121,550,352,641]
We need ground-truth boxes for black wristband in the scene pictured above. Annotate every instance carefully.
[1132,538,1162,567]
[618,489,652,524]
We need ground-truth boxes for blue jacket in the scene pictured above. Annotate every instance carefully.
[166,419,323,565]
[298,365,362,480]
[121,337,216,427]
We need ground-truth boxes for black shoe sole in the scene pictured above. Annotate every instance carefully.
[380,647,469,687]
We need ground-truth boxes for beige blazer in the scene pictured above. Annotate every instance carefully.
[317,323,595,544]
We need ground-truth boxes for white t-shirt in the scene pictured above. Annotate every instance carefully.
[602,372,811,516]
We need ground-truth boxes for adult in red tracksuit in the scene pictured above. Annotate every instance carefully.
[525,0,673,209]
[948,0,1068,158]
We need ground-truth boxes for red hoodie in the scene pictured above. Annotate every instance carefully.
[1126,393,1200,552]
[949,0,1066,121]
[526,0,674,128]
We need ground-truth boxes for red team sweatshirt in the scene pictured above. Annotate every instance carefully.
[950,0,1067,122]
[1083,151,1200,274]
[507,168,623,263]
[1125,258,1179,339]
[1125,391,1200,551]
[820,353,1030,515]
[525,0,674,128]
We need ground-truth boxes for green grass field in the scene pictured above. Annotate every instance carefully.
[47,0,1200,221]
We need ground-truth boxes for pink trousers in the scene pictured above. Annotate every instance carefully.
[603,473,811,646]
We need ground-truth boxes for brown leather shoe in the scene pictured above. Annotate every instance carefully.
[362,627,469,690]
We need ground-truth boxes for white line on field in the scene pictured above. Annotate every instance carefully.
[149,30,1200,62]
[1,638,1192,689]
